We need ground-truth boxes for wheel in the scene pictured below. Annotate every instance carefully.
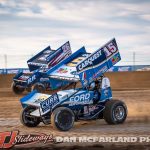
[32,82,46,93]
[103,100,127,124]
[20,106,40,127]
[11,82,25,94]
[26,87,31,92]
[51,107,75,131]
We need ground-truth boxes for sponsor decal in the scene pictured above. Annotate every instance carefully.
[57,68,68,73]
[19,75,29,80]
[77,50,102,71]
[38,54,49,61]
[0,130,54,149]
[103,42,117,58]
[47,50,62,64]
[40,93,59,113]
[62,42,71,53]
[43,50,53,54]
[50,75,79,81]
[84,105,98,115]
[93,66,108,79]
[82,72,86,81]
[82,53,91,57]
[28,62,47,67]
[76,39,118,73]
[27,74,36,84]
[118,67,131,72]
[34,95,49,103]
[7,69,19,74]
[111,55,120,65]
[69,93,91,106]
[46,42,71,63]
[22,69,30,73]
[82,72,88,86]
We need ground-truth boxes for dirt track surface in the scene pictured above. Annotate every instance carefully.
[0,88,150,149]
[0,72,150,149]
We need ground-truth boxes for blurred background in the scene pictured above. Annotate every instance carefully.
[0,0,150,70]
[0,51,150,70]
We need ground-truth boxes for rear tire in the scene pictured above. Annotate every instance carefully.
[20,106,40,127]
[51,107,75,131]
[32,82,46,93]
[104,100,127,124]
[11,82,25,94]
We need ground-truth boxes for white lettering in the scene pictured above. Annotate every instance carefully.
[70,93,90,103]
[77,50,102,71]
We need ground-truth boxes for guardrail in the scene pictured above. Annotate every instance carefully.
[0,65,150,74]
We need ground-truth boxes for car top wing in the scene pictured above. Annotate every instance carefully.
[76,38,121,87]
[27,41,72,72]
[47,47,90,82]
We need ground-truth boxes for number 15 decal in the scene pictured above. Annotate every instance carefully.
[103,42,117,58]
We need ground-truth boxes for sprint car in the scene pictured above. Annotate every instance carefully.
[12,41,72,94]
[20,38,127,131]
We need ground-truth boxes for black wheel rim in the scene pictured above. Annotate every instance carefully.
[23,108,38,125]
[56,110,73,130]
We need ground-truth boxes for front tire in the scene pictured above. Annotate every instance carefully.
[20,106,40,127]
[104,100,127,124]
[51,107,75,131]
[11,82,25,94]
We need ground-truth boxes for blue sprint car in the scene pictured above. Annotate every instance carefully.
[20,38,127,131]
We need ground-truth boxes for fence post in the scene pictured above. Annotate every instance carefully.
[133,52,135,71]
[4,54,7,69]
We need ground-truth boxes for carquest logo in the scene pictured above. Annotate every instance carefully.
[77,50,102,71]
[70,93,90,103]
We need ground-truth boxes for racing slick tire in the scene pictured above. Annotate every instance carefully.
[26,87,31,92]
[20,106,40,127]
[103,100,127,125]
[11,82,25,94]
[32,82,46,93]
[51,107,75,131]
